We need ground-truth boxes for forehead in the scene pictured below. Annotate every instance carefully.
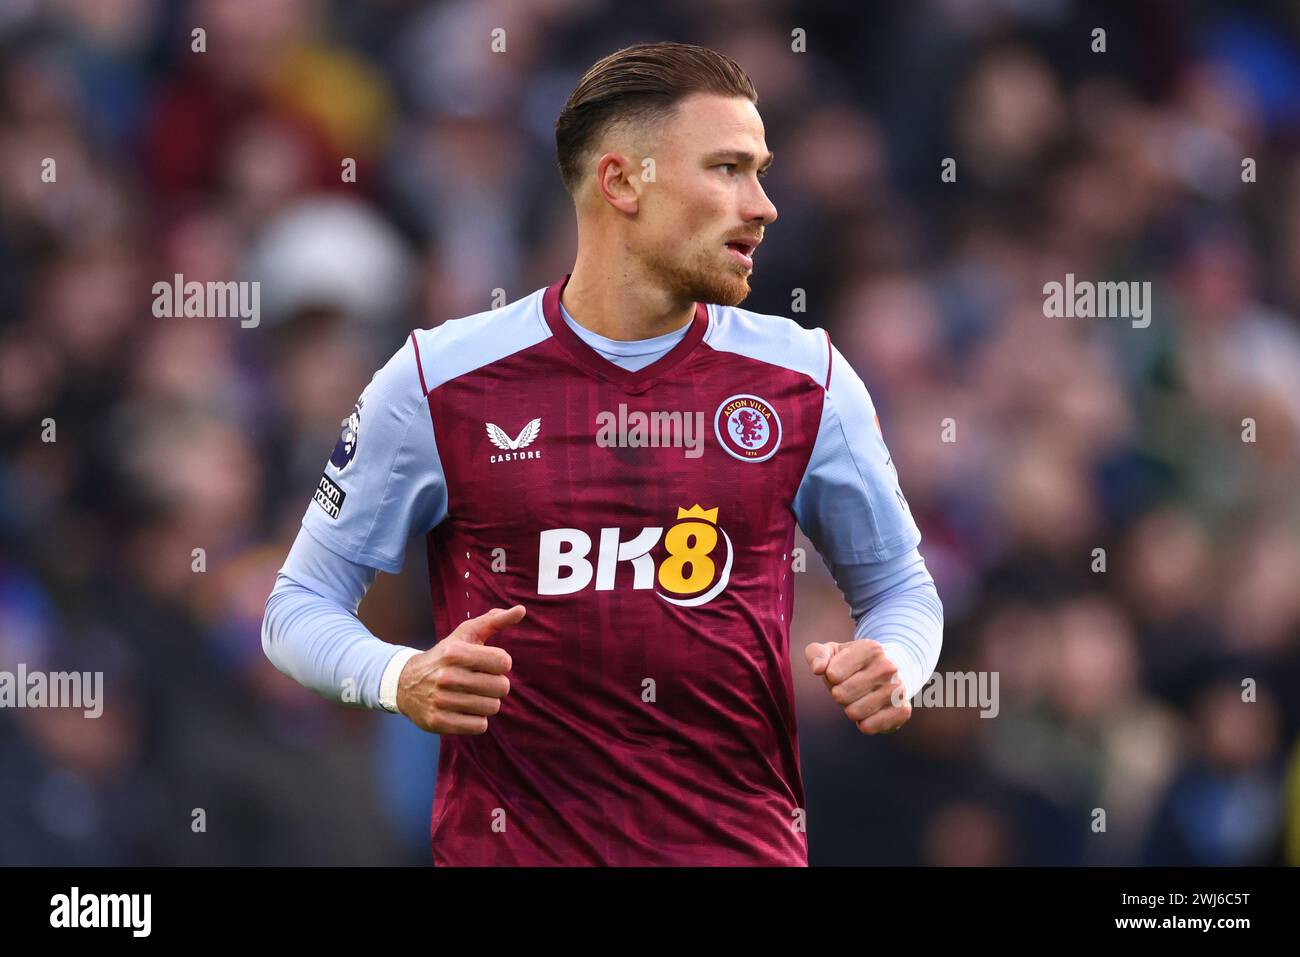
[660,93,767,151]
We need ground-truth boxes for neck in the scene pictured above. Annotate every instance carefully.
[561,245,695,341]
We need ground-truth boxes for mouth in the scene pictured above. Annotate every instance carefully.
[724,237,760,270]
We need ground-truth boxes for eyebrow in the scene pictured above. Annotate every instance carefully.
[703,149,775,171]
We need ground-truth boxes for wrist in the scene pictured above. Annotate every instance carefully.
[379,647,422,714]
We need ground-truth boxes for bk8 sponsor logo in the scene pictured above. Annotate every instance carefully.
[537,505,733,607]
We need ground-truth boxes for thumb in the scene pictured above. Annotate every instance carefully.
[804,641,840,676]
[460,604,526,644]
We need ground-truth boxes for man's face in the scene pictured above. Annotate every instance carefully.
[628,93,777,307]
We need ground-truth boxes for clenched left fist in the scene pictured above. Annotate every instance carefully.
[805,638,912,735]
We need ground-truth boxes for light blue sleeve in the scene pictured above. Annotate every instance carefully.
[262,525,417,711]
[825,550,943,702]
[794,338,941,697]
[300,333,449,574]
[793,338,922,563]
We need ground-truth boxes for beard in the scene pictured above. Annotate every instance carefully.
[650,242,753,307]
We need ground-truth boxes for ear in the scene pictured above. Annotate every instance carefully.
[596,151,641,214]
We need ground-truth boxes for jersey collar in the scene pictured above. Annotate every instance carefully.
[542,273,709,395]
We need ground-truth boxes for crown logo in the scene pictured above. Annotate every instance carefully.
[676,504,719,523]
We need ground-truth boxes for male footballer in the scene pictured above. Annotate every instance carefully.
[262,41,943,865]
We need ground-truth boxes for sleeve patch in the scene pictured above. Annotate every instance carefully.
[313,473,346,520]
[328,397,363,471]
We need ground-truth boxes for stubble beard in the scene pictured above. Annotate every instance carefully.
[653,243,752,307]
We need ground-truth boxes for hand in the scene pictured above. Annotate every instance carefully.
[804,638,912,735]
[396,605,524,734]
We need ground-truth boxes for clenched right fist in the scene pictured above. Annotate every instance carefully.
[395,605,524,734]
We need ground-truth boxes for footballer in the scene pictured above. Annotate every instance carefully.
[262,41,943,866]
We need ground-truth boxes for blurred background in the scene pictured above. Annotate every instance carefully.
[1,0,1298,865]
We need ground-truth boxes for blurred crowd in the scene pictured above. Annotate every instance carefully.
[1,0,1298,865]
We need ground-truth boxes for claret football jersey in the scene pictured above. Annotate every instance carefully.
[302,273,923,865]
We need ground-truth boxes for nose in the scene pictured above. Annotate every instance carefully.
[744,179,778,226]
